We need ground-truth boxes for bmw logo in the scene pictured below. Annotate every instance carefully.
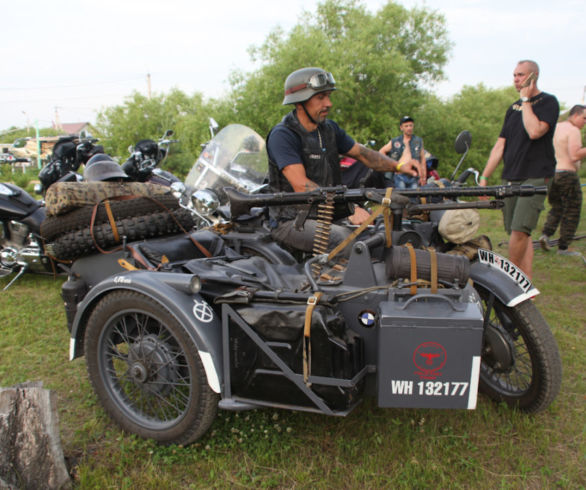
[358,310,376,327]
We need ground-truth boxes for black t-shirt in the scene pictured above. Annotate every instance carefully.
[499,92,559,180]
[267,119,355,172]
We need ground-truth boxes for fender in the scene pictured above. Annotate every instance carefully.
[469,261,539,307]
[69,270,223,394]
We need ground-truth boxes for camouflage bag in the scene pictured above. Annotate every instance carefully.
[446,235,492,261]
[45,181,173,216]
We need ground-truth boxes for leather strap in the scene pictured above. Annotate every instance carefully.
[383,187,393,248]
[103,200,120,243]
[303,292,323,386]
[429,247,438,293]
[405,243,418,295]
[326,189,394,261]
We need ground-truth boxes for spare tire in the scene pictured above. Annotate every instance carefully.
[45,207,196,261]
[41,195,181,241]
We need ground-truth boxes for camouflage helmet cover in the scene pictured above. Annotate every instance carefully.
[282,67,336,105]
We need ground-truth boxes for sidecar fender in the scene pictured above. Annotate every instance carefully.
[469,261,538,307]
[69,270,222,394]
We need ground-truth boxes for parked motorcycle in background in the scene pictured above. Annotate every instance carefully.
[37,136,103,193]
[121,130,181,186]
[0,136,103,289]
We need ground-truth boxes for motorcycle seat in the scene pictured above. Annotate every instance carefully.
[133,230,225,266]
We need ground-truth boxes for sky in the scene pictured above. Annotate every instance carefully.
[1,0,584,134]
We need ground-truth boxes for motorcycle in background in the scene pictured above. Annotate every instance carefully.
[121,130,181,186]
[0,137,103,289]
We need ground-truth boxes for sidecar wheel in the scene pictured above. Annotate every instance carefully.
[475,286,562,413]
[84,291,218,445]
[46,207,196,260]
[41,195,181,241]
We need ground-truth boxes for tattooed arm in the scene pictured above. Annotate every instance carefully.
[282,163,320,193]
[346,143,418,176]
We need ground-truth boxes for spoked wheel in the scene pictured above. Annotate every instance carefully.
[85,291,218,445]
[475,285,562,413]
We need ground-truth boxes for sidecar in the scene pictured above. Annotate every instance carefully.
[64,228,485,446]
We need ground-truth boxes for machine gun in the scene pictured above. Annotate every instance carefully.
[225,184,547,223]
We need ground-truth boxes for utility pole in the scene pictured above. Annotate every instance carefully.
[54,106,62,132]
[147,73,152,99]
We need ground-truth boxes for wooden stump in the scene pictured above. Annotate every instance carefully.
[0,382,71,489]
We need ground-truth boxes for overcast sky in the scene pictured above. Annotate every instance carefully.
[1,0,584,133]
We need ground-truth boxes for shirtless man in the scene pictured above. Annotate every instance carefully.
[539,104,586,255]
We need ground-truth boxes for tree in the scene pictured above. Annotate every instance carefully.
[415,85,517,181]
[228,0,452,143]
[95,89,218,179]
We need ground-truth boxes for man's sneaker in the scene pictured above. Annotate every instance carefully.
[557,249,582,257]
[539,234,551,251]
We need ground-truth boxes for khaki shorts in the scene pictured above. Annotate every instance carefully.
[502,177,550,235]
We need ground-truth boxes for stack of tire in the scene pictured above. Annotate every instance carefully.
[41,182,196,261]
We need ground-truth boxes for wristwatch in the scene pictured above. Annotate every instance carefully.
[521,96,530,103]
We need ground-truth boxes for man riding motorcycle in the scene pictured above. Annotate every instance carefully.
[266,67,418,253]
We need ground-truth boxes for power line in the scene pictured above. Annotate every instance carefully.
[0,77,145,91]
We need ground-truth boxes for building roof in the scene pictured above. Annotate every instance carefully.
[56,122,91,135]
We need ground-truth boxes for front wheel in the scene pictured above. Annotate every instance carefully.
[84,291,218,445]
[475,285,562,413]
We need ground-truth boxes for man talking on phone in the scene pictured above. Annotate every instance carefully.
[479,60,559,279]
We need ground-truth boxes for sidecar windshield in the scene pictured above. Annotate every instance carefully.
[185,124,268,194]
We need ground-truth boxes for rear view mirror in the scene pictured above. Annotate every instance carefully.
[454,131,471,154]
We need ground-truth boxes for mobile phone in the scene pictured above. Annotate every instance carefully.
[521,72,536,88]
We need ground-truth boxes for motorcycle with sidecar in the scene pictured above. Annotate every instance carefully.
[55,125,561,446]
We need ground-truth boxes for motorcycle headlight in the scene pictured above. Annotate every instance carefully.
[191,189,220,216]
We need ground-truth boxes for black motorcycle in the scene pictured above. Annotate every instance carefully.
[0,137,102,289]
[121,130,181,186]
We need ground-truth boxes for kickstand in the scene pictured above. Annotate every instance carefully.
[3,265,27,291]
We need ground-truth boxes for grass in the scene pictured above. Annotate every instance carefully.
[1,195,585,488]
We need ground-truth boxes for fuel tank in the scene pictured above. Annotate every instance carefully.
[0,183,43,221]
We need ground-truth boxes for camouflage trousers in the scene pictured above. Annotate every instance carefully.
[542,171,582,249]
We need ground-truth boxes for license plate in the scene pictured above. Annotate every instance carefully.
[477,249,535,294]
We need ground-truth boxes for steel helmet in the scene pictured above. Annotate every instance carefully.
[84,154,129,182]
[282,67,336,105]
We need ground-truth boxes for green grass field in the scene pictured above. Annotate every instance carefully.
[1,198,584,488]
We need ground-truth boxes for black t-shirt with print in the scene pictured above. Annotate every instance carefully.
[499,92,559,181]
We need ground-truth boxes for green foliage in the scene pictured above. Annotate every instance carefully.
[415,85,518,181]
[94,89,220,180]
[228,0,452,142]
[0,127,61,144]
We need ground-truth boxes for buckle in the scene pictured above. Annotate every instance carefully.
[307,295,319,306]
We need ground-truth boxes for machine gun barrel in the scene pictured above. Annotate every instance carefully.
[225,185,546,218]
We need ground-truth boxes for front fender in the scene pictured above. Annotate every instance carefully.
[69,270,222,394]
[469,260,538,307]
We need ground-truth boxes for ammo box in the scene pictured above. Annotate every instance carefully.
[377,286,483,409]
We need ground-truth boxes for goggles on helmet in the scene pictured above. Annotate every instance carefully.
[285,71,336,95]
